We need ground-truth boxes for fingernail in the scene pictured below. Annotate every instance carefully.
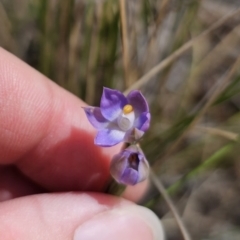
[73,205,165,240]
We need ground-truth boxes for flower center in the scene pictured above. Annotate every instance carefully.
[117,106,135,131]
[128,153,139,170]
[123,104,133,114]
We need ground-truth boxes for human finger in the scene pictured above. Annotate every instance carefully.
[0,48,122,192]
[0,192,164,240]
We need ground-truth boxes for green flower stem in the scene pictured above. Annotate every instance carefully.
[105,178,126,196]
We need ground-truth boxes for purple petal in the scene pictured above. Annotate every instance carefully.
[83,107,109,130]
[95,129,125,147]
[121,168,139,185]
[127,90,149,116]
[100,87,128,121]
[110,152,129,182]
[137,155,149,182]
[110,151,139,185]
[135,112,151,132]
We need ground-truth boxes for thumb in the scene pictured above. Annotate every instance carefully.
[0,193,164,240]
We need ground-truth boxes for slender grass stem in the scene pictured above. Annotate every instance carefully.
[150,170,192,240]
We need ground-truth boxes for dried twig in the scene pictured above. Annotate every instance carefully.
[119,0,130,88]
[196,126,239,141]
[150,170,192,240]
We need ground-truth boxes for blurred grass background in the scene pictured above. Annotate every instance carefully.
[1,0,240,239]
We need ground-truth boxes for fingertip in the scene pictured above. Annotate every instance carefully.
[74,202,165,240]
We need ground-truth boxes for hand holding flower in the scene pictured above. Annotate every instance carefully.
[0,49,164,240]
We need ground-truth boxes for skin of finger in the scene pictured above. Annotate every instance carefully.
[0,193,153,240]
[0,166,44,202]
[0,164,149,203]
[123,180,149,202]
[0,48,122,192]
[73,209,153,240]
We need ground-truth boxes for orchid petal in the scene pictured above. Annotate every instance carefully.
[95,128,125,147]
[135,112,151,132]
[83,107,109,130]
[110,152,129,182]
[100,87,128,121]
[121,168,139,185]
[137,154,149,182]
[127,90,149,116]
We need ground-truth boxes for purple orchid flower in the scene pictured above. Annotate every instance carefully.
[83,87,150,147]
[110,145,149,185]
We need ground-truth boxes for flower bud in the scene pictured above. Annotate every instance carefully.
[110,145,149,185]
